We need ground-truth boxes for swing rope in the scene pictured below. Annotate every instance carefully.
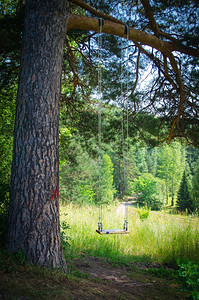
[124,25,129,231]
[121,25,130,232]
[98,18,103,232]
[121,34,126,230]
[97,20,130,234]
[121,35,125,198]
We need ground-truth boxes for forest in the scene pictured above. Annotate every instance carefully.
[0,0,199,299]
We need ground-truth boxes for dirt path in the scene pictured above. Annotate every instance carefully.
[0,251,188,299]
[116,201,199,225]
[73,256,186,299]
[115,201,136,215]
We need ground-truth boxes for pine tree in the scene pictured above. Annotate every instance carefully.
[176,171,193,213]
[192,159,199,211]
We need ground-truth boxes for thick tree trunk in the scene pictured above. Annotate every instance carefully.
[6,0,68,270]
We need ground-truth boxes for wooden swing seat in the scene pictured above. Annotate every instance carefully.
[96,229,130,235]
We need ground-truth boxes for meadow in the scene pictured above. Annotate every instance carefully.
[60,203,199,266]
[1,203,198,299]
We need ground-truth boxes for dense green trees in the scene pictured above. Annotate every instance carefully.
[0,86,16,205]
[133,173,165,210]
[59,138,98,205]
[58,123,199,213]
[157,143,184,205]
[0,78,17,246]
[101,154,116,204]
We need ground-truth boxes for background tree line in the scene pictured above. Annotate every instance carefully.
[59,104,199,212]
[1,78,199,217]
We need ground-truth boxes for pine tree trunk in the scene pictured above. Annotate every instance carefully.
[6,0,68,270]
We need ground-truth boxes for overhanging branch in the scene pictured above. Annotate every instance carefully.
[67,14,199,59]
[67,14,167,53]
[69,0,124,25]
[66,10,199,144]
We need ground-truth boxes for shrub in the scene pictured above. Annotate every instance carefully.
[178,261,199,300]
[60,219,70,251]
[0,183,10,248]
[137,205,151,221]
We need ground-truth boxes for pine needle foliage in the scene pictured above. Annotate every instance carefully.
[176,171,194,213]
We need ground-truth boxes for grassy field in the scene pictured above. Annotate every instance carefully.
[1,203,198,299]
[60,203,199,266]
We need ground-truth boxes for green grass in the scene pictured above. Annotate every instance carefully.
[60,203,199,266]
[1,203,197,299]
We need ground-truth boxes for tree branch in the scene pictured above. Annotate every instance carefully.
[140,0,199,57]
[69,0,124,25]
[140,0,160,37]
[67,14,199,59]
[68,14,167,53]
[66,8,198,143]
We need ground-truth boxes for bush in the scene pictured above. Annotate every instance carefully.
[76,185,95,205]
[137,205,151,221]
[178,261,199,300]
[60,219,70,251]
[0,182,10,248]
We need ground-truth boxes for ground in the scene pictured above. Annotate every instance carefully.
[0,251,187,300]
[71,256,186,299]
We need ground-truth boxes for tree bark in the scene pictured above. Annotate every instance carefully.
[6,0,68,270]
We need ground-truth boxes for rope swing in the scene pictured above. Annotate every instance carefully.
[97,18,103,233]
[96,19,130,235]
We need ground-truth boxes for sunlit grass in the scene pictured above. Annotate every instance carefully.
[60,203,199,265]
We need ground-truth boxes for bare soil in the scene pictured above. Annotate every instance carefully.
[71,256,186,299]
[0,252,187,300]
